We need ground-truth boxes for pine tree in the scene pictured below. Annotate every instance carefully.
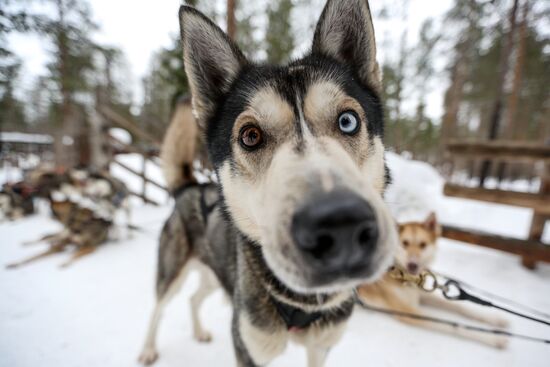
[440,0,487,163]
[0,62,27,135]
[409,19,440,159]
[38,0,97,167]
[266,0,295,64]
[0,0,38,134]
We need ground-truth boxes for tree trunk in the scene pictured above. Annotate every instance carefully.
[478,0,519,187]
[55,0,75,169]
[505,1,529,140]
[497,1,529,182]
[227,0,236,40]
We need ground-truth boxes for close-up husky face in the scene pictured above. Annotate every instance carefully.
[179,0,397,293]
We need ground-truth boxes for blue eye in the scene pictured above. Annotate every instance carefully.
[338,111,360,135]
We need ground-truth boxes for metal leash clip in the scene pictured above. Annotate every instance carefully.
[387,265,439,293]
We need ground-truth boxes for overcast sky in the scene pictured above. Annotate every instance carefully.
[8,0,453,119]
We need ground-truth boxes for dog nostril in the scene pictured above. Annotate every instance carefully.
[311,233,335,259]
[356,222,377,249]
[358,227,370,246]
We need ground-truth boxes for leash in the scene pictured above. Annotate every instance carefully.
[387,265,550,327]
[434,270,550,321]
[353,290,550,345]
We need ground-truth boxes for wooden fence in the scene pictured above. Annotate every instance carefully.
[99,105,168,206]
[443,140,550,269]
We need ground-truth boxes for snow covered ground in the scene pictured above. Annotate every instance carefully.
[1,153,549,367]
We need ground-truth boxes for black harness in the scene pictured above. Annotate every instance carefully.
[271,296,324,331]
[172,182,218,222]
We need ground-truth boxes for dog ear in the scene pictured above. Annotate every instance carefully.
[179,6,247,127]
[423,212,441,237]
[397,223,405,234]
[312,0,382,95]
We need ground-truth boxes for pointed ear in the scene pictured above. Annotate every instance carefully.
[312,0,382,95]
[423,212,441,237]
[179,6,247,127]
[397,223,405,234]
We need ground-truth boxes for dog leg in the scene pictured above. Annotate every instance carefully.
[6,245,65,269]
[138,260,194,365]
[190,264,218,342]
[122,198,133,239]
[306,347,328,367]
[138,300,164,366]
[22,236,53,246]
[22,231,67,246]
[396,303,508,349]
[59,246,97,268]
[421,293,509,328]
[232,311,271,367]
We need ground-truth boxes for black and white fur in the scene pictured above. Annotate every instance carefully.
[139,1,398,366]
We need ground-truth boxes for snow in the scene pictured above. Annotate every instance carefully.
[0,132,54,145]
[1,153,549,367]
[109,128,133,145]
[0,165,23,186]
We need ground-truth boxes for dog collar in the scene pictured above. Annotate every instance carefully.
[271,297,323,332]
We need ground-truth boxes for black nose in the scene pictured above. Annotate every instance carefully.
[291,191,378,272]
[407,263,419,274]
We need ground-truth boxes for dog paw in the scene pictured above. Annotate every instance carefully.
[492,336,509,350]
[491,317,510,329]
[138,348,159,365]
[194,330,212,343]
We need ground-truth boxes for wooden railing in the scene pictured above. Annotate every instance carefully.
[447,140,550,162]
[444,184,550,215]
[99,106,168,206]
[444,140,550,269]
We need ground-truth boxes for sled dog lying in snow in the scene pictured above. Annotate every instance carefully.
[5,166,131,269]
[29,166,132,236]
[5,199,112,269]
[138,0,399,365]
[357,213,509,349]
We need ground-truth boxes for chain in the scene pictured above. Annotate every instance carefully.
[387,264,445,293]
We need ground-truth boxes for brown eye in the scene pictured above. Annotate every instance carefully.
[239,126,263,150]
[402,240,409,247]
[420,242,427,249]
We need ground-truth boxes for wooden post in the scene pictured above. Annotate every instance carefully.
[141,155,147,203]
[522,162,550,269]
[98,106,161,147]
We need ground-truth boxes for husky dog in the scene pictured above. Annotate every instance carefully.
[29,166,132,236]
[357,213,509,349]
[139,0,398,365]
[5,167,129,269]
[5,199,112,269]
